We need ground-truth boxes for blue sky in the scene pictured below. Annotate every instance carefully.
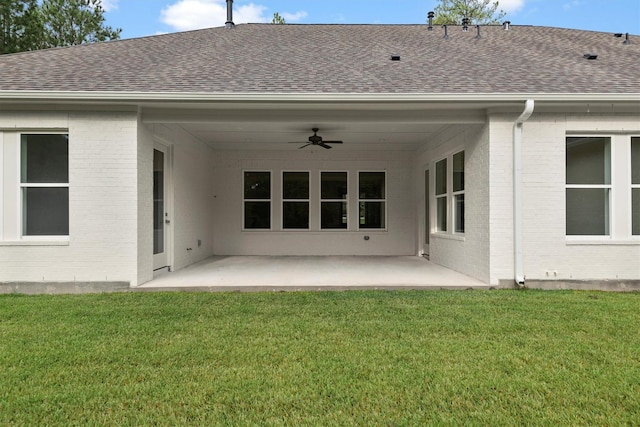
[101,0,640,39]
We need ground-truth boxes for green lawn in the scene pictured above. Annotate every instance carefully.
[0,290,638,426]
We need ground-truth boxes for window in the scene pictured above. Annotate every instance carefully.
[359,172,386,229]
[20,134,69,236]
[566,137,611,236]
[282,172,309,229]
[632,137,640,236]
[453,151,465,233]
[321,172,347,229]
[244,171,271,229]
[435,159,447,232]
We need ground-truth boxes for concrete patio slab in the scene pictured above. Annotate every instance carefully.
[138,256,490,291]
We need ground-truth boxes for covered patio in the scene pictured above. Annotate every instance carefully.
[139,256,490,291]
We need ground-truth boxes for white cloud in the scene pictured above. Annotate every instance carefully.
[160,0,269,31]
[99,0,119,12]
[498,0,526,13]
[281,11,308,22]
[563,0,581,11]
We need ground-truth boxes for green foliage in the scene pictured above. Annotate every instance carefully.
[0,290,639,425]
[432,0,507,25]
[271,12,286,24]
[0,0,120,54]
[0,0,42,54]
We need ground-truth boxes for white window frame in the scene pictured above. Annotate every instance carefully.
[357,170,387,231]
[452,151,465,235]
[631,136,640,237]
[434,150,465,236]
[242,170,272,231]
[282,170,310,230]
[19,132,70,241]
[565,134,640,242]
[320,170,349,231]
[435,158,448,233]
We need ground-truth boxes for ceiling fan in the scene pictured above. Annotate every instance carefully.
[290,128,343,149]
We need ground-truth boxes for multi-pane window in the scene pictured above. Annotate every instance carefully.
[435,158,447,232]
[452,151,465,233]
[282,172,309,229]
[244,171,271,229]
[358,172,386,229]
[321,172,348,229]
[20,134,69,236]
[566,137,611,236]
[632,137,640,235]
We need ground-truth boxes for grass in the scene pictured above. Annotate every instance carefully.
[0,290,639,426]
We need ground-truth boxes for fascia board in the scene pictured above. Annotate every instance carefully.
[0,91,638,104]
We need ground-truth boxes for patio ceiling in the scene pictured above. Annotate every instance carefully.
[142,104,488,151]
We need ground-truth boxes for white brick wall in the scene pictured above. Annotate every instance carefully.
[489,112,640,283]
[415,124,491,283]
[212,149,415,256]
[0,111,140,283]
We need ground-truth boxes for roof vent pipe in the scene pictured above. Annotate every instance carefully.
[462,17,470,32]
[503,21,511,30]
[624,33,631,44]
[476,25,481,39]
[442,25,449,39]
[428,11,434,31]
[225,0,235,29]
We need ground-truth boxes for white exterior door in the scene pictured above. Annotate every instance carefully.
[153,146,170,271]
[423,169,430,258]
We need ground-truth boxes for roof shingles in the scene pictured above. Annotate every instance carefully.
[0,24,638,94]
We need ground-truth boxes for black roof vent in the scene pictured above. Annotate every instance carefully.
[614,33,624,37]
[583,53,598,60]
[427,11,434,31]
[225,0,235,29]
[442,25,449,39]
[462,17,470,32]
[503,21,511,30]
[390,54,401,61]
[624,33,631,45]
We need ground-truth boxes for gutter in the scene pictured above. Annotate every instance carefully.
[513,100,535,287]
[0,91,638,104]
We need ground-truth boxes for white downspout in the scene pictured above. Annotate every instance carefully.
[513,99,535,286]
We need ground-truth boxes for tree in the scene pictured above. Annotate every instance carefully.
[39,0,120,48]
[431,0,506,25]
[0,0,120,54]
[271,12,286,24]
[0,0,42,54]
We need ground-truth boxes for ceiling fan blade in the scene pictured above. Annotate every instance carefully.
[298,143,312,149]
[318,142,332,149]
[322,140,343,144]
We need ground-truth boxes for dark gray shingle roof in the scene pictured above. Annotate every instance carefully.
[0,24,638,94]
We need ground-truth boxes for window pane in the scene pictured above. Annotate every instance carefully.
[453,151,465,192]
[566,188,609,235]
[359,201,385,229]
[633,188,640,236]
[21,134,69,183]
[436,159,447,195]
[321,172,347,199]
[359,172,385,199]
[283,172,309,199]
[244,202,270,229]
[244,172,270,199]
[632,137,640,185]
[321,202,347,229]
[23,188,69,236]
[283,202,309,229]
[566,137,611,185]
[436,197,447,232]
[153,150,164,254]
[454,194,465,233]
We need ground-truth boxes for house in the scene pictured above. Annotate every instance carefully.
[0,7,639,291]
